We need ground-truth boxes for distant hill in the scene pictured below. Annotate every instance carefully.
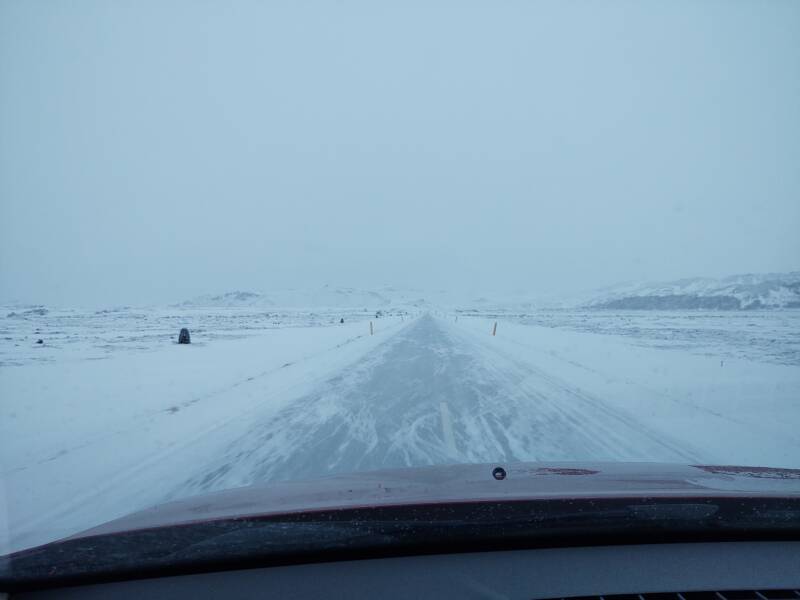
[178,286,395,310]
[176,272,800,311]
[180,291,271,308]
[177,285,483,310]
[585,272,800,310]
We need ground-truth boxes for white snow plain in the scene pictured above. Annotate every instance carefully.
[1,307,799,554]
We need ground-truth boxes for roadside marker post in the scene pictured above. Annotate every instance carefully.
[370,321,374,336]
[492,322,497,336]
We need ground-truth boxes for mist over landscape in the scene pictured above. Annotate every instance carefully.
[2,0,799,562]
[2,1,799,307]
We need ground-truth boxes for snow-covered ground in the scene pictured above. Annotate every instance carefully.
[0,308,406,553]
[1,307,799,554]
[511,310,800,366]
[456,315,800,467]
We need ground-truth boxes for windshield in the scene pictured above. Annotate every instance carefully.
[1,0,799,560]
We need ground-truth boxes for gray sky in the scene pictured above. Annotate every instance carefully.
[1,0,799,306]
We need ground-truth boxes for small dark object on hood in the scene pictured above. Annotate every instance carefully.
[492,466,507,481]
[178,328,191,344]
[35,339,44,345]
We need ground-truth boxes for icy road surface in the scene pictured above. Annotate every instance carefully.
[172,314,697,499]
[2,310,799,553]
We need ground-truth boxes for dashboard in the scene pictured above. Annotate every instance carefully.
[10,541,800,599]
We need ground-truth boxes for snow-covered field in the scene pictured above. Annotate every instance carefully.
[484,310,800,366]
[1,307,799,554]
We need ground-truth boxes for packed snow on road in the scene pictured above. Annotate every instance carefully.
[1,303,799,553]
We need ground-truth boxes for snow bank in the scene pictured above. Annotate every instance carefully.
[0,315,408,554]
[455,316,800,469]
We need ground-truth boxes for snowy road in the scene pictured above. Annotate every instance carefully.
[170,314,698,499]
[5,310,799,554]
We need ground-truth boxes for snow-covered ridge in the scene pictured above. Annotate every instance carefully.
[178,286,398,309]
[174,272,800,312]
[586,271,800,310]
[177,285,485,310]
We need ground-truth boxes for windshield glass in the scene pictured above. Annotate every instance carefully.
[1,0,799,559]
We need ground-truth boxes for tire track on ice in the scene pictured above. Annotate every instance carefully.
[173,315,700,500]
[445,319,705,464]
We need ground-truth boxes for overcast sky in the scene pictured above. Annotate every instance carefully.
[1,0,798,306]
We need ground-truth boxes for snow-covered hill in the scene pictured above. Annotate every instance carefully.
[180,291,271,308]
[177,285,490,310]
[175,272,800,312]
[586,272,800,310]
[178,287,392,309]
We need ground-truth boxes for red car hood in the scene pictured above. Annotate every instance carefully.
[75,461,800,540]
